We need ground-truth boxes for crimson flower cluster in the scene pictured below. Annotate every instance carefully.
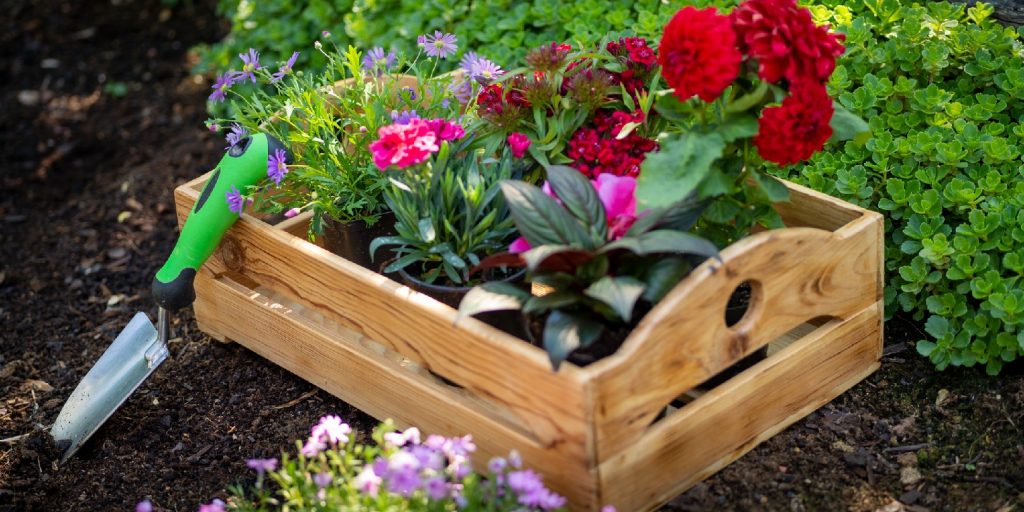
[477,82,531,128]
[604,37,658,96]
[656,0,845,165]
[567,109,657,178]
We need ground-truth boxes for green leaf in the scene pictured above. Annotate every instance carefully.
[523,291,580,315]
[642,257,692,303]
[584,276,647,322]
[916,340,937,357]
[543,311,603,370]
[636,132,726,209]
[457,282,532,318]
[753,172,791,202]
[369,235,409,261]
[830,103,871,144]
[418,218,436,243]
[500,180,593,249]
[544,165,608,242]
[697,168,734,199]
[717,115,759,142]
[602,230,719,259]
[384,251,428,273]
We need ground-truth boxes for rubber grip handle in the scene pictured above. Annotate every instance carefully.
[152,133,289,310]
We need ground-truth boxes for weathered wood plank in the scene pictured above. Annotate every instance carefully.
[597,301,883,511]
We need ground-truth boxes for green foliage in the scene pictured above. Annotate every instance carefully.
[194,0,742,79]
[459,166,718,369]
[776,1,1024,374]
[371,145,524,285]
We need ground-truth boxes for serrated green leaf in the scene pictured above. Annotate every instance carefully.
[636,132,726,209]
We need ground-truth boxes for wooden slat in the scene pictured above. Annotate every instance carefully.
[586,208,882,461]
[597,301,883,511]
[192,273,597,507]
[174,175,593,467]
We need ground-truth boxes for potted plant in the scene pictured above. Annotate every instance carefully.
[459,165,719,368]
[367,126,529,307]
[207,43,468,269]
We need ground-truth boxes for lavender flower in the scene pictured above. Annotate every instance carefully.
[423,476,448,500]
[390,109,419,125]
[487,456,507,474]
[362,47,396,73]
[135,500,152,512]
[267,148,288,185]
[311,414,351,445]
[226,185,247,215]
[271,51,299,83]
[246,457,278,475]
[460,51,503,85]
[506,469,566,510]
[225,123,247,149]
[236,48,261,83]
[602,506,618,512]
[313,472,333,489]
[208,72,234,102]
[417,31,458,59]
[449,79,475,105]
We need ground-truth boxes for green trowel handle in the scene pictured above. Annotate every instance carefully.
[151,133,289,310]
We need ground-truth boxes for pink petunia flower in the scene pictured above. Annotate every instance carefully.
[593,173,638,239]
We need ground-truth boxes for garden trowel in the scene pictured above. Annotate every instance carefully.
[51,133,288,461]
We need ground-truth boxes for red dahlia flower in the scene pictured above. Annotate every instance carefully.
[731,0,845,84]
[753,81,834,166]
[658,6,742,103]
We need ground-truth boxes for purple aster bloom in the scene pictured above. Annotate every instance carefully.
[225,123,247,149]
[135,500,152,512]
[401,87,417,101]
[271,51,299,83]
[313,472,333,489]
[528,488,568,510]
[362,47,396,73]
[460,51,503,85]
[449,79,475,105]
[267,148,288,185]
[226,185,247,215]
[507,469,543,496]
[390,109,419,125]
[410,445,444,471]
[386,469,422,496]
[487,456,507,474]
[209,72,234,102]
[246,457,278,475]
[418,30,458,59]
[424,476,448,500]
[237,48,261,83]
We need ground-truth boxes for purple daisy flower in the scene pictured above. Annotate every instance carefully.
[460,52,503,85]
[271,51,299,83]
[236,48,261,83]
[225,123,247,149]
[226,186,247,215]
[417,31,457,59]
[208,72,234,102]
[449,79,475,105]
[246,458,278,476]
[267,148,288,185]
[390,109,419,125]
[361,47,396,74]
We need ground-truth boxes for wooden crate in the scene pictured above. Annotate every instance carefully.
[173,174,883,511]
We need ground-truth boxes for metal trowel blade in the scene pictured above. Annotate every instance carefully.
[50,311,169,462]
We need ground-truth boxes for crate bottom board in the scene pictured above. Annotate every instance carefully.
[193,271,881,511]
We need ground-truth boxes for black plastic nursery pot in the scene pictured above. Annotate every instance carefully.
[321,213,396,271]
[398,266,528,338]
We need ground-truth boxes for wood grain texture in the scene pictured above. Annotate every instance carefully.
[585,198,883,462]
[174,174,883,512]
[597,301,883,511]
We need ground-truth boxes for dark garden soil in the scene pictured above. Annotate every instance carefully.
[1,1,1022,511]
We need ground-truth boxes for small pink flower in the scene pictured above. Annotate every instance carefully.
[136,500,153,512]
[197,499,226,512]
[508,132,531,158]
[284,207,301,218]
[369,118,440,170]
[354,466,382,497]
[426,118,465,142]
[602,506,617,512]
[509,236,531,254]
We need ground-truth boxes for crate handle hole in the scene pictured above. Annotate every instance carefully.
[724,279,762,328]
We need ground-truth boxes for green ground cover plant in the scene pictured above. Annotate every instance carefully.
[776,0,1024,374]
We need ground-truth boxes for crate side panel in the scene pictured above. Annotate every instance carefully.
[589,212,881,460]
[597,301,882,511]
[192,273,598,508]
